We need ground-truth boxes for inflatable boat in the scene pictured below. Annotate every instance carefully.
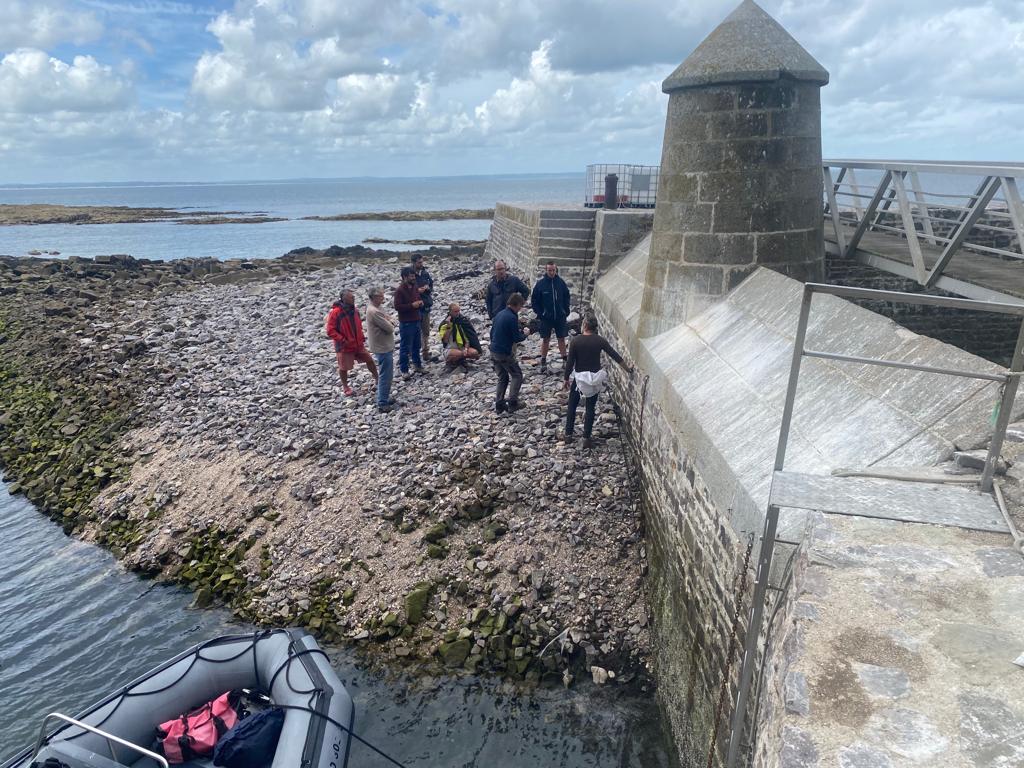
[2,629,353,768]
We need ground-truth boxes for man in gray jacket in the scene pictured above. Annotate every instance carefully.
[366,286,398,412]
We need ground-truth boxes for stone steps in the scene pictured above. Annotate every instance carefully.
[538,209,594,221]
[539,236,595,250]
[539,217,596,230]
[539,227,595,240]
[538,244,596,262]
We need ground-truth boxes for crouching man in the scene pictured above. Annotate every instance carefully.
[438,303,482,372]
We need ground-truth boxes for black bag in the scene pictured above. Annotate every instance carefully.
[212,708,285,768]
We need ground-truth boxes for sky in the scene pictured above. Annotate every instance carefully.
[0,0,1022,183]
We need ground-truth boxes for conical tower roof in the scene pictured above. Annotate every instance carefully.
[662,0,828,92]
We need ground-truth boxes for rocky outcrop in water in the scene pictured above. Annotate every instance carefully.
[303,209,494,222]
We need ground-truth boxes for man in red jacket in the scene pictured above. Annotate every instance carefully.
[326,289,378,397]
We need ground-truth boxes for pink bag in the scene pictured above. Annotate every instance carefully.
[156,691,240,764]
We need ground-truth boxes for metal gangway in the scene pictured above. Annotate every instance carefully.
[822,160,1024,303]
[725,282,1024,767]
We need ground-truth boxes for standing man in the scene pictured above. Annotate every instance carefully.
[563,315,631,449]
[490,293,532,413]
[485,260,530,320]
[531,261,571,374]
[412,253,436,363]
[394,266,426,381]
[325,289,378,398]
[366,286,398,412]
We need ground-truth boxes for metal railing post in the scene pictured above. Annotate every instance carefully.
[908,171,937,245]
[725,286,814,768]
[847,167,865,219]
[981,318,1024,491]
[823,165,847,254]
[891,171,927,282]
[924,176,1001,288]
[1003,177,1024,249]
[845,170,893,258]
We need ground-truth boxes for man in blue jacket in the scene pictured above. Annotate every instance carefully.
[489,293,533,413]
[531,261,571,374]
[412,253,436,362]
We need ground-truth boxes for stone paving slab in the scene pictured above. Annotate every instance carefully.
[770,513,1024,768]
[771,471,1009,533]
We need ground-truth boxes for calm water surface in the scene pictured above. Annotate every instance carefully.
[0,175,582,262]
[0,483,672,767]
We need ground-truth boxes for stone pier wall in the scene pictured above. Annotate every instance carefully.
[590,234,1011,767]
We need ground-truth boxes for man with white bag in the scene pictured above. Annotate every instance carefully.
[562,315,631,448]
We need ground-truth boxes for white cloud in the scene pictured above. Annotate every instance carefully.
[0,0,103,49]
[2,0,1024,181]
[0,49,133,113]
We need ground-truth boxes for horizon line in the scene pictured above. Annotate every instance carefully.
[0,170,589,191]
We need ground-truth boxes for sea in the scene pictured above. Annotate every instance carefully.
[0,174,583,262]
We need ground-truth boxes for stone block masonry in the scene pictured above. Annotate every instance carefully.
[637,0,829,337]
[483,202,653,311]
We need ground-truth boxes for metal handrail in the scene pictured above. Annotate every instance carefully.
[825,159,1024,176]
[32,712,170,768]
[726,283,1024,768]
[822,160,1024,295]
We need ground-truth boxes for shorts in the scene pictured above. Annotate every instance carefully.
[538,316,569,340]
[336,348,373,372]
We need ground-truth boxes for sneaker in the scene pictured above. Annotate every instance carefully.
[414,365,427,375]
[343,385,354,397]
[561,432,575,443]
[387,397,398,406]
[582,437,593,450]
[507,399,524,413]
[377,404,394,413]
[539,358,548,374]
[495,399,508,414]
[402,372,414,382]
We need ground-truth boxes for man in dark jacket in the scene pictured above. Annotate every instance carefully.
[531,261,571,374]
[394,266,426,380]
[485,260,530,320]
[412,253,436,362]
[489,293,532,413]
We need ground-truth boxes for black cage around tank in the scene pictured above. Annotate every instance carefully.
[584,164,659,208]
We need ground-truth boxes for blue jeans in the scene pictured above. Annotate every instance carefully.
[399,321,422,373]
[374,351,393,407]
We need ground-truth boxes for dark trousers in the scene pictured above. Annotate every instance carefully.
[491,352,523,403]
[565,382,597,437]
[399,321,422,373]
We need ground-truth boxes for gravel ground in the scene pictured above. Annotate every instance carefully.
[89,251,653,685]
